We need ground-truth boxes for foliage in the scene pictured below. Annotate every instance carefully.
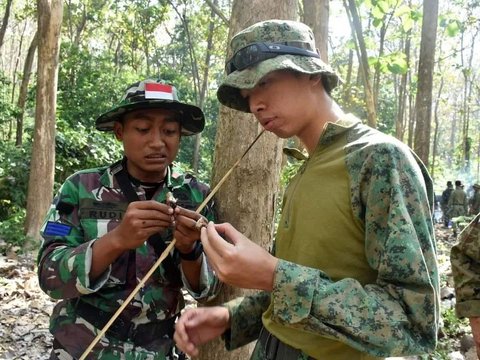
[429,307,470,359]
[0,142,31,221]
[55,119,123,186]
[0,207,27,250]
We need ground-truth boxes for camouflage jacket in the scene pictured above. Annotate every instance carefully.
[37,159,219,359]
[469,192,480,215]
[451,213,480,318]
[224,115,439,359]
[448,188,468,217]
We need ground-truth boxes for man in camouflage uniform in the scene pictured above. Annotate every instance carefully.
[448,180,468,218]
[174,20,439,360]
[38,79,220,359]
[469,183,480,215]
[441,180,454,227]
[451,213,480,358]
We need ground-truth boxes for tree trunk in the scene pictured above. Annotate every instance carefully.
[345,0,377,128]
[193,2,216,173]
[303,0,329,62]
[413,0,438,166]
[0,0,13,54]
[24,0,63,244]
[431,77,443,181]
[395,30,411,141]
[15,30,38,146]
[198,2,297,359]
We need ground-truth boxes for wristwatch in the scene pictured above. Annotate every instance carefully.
[178,241,203,261]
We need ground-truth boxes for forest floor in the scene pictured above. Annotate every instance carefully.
[0,224,478,360]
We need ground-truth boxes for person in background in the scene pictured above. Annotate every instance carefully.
[469,183,480,215]
[448,180,469,235]
[174,19,439,360]
[441,180,454,227]
[451,213,480,358]
[37,79,220,359]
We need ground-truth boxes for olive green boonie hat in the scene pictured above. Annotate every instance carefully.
[95,79,204,136]
[217,20,341,113]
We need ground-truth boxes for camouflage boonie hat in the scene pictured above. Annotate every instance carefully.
[217,20,340,113]
[95,79,205,136]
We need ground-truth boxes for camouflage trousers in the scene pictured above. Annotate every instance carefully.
[49,339,186,360]
[250,327,313,360]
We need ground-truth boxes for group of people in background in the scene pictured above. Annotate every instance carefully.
[440,180,480,228]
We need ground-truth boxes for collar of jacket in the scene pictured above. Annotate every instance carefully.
[101,157,186,190]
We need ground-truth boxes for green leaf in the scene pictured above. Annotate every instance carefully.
[446,21,461,37]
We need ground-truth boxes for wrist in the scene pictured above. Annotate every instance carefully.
[177,240,203,261]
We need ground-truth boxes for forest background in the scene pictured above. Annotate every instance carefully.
[0,0,479,359]
[1,0,479,247]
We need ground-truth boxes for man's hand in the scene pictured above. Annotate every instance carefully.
[173,206,207,254]
[174,306,230,357]
[200,222,278,291]
[110,200,174,251]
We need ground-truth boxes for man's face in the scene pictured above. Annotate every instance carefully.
[114,108,181,182]
[239,70,320,139]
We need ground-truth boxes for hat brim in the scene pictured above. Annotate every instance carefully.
[217,55,340,113]
[95,100,205,136]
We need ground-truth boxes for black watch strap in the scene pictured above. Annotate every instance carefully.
[178,241,203,261]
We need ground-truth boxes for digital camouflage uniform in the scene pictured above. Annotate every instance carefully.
[38,160,219,359]
[222,115,439,359]
[451,213,480,319]
[216,19,439,360]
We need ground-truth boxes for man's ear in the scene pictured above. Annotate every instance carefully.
[113,121,123,141]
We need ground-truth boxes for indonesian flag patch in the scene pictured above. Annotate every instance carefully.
[144,83,174,100]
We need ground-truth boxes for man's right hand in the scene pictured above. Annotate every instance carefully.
[174,306,231,357]
[111,200,174,250]
[90,200,174,280]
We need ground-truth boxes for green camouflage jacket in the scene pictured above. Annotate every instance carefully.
[451,213,480,318]
[37,159,219,359]
[224,115,439,359]
[448,187,468,217]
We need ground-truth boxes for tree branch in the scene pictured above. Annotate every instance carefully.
[204,0,228,25]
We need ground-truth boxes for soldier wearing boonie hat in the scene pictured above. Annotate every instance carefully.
[175,19,438,360]
[217,19,340,112]
[38,78,220,360]
[96,78,205,135]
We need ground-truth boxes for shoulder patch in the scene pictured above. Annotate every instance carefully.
[44,221,72,237]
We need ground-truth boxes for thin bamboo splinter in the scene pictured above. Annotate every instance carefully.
[79,130,265,360]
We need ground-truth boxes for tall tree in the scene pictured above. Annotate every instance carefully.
[198,2,298,360]
[344,0,377,128]
[24,0,63,243]
[303,0,329,62]
[0,0,13,54]
[193,2,216,173]
[15,30,38,146]
[413,0,438,165]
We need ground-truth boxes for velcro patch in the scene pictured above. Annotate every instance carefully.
[44,221,72,237]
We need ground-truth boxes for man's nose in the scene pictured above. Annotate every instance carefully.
[249,95,266,114]
[150,131,166,146]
